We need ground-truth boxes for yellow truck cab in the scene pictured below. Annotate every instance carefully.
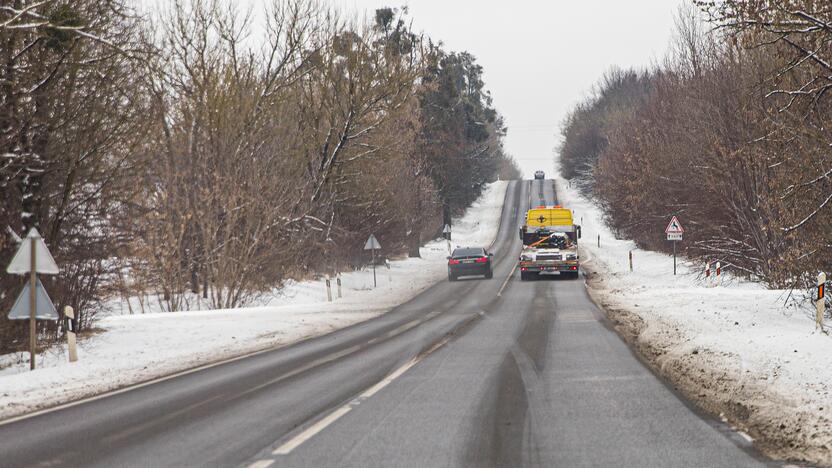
[519,206,581,280]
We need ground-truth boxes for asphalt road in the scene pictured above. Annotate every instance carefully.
[0,179,775,467]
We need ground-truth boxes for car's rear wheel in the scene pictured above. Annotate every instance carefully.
[485,269,493,279]
[448,272,457,282]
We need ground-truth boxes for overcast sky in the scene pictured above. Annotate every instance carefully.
[330,0,688,177]
[143,0,687,177]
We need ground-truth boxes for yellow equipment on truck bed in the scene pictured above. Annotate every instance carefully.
[526,206,573,227]
[520,206,580,244]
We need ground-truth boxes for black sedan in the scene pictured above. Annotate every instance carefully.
[448,247,493,281]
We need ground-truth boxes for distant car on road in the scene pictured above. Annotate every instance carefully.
[534,170,545,180]
[448,247,493,281]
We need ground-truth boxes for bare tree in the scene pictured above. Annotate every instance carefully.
[0,0,150,349]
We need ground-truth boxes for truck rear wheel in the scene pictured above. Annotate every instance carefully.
[520,271,531,281]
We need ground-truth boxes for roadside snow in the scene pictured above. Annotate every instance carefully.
[0,181,509,420]
[554,172,832,465]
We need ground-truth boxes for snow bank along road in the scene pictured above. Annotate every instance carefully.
[0,180,778,467]
[0,182,508,419]
[555,169,832,465]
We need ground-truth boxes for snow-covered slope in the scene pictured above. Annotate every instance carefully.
[555,172,831,465]
[0,181,509,420]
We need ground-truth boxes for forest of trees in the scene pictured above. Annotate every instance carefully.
[0,0,519,353]
[558,1,832,294]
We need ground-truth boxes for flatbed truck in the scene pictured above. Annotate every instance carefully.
[519,206,581,280]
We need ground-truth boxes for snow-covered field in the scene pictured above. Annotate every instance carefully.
[555,172,832,464]
[0,181,509,421]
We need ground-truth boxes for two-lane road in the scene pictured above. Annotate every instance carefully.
[0,180,774,467]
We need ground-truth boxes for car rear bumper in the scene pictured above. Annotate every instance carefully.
[449,264,491,276]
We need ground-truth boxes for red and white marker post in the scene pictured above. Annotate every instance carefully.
[704,261,711,286]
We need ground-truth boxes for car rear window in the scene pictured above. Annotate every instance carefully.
[452,247,485,258]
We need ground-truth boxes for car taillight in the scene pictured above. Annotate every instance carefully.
[449,259,461,265]
[475,257,488,263]
[570,266,578,270]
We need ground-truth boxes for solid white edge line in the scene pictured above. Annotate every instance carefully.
[0,305,449,428]
[3,181,516,428]
[0,339,293,427]
[2,182,515,447]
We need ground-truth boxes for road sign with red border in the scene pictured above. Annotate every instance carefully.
[665,216,684,234]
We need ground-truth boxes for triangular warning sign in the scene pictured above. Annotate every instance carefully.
[665,216,684,234]
[8,277,60,320]
[6,228,60,275]
[363,234,381,250]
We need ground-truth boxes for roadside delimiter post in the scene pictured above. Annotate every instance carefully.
[64,306,78,362]
[325,276,332,302]
[704,261,711,286]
